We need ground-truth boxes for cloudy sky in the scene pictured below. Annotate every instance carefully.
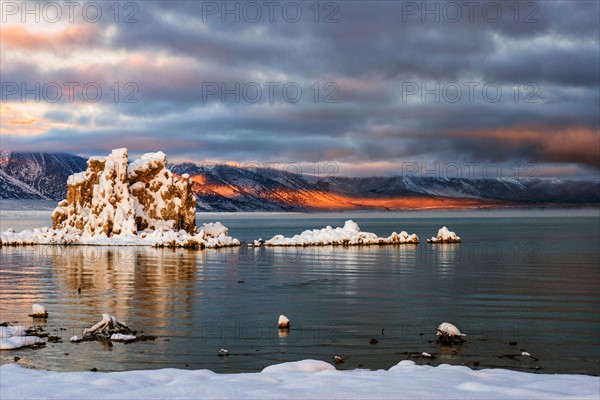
[1,0,599,179]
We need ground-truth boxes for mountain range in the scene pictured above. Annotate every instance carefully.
[1,152,598,211]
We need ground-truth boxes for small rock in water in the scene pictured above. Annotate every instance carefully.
[218,349,229,357]
[77,288,81,294]
[436,322,466,344]
[436,322,466,338]
[369,338,379,345]
[508,341,517,346]
[84,313,129,336]
[90,368,98,372]
[278,315,290,329]
[421,352,433,358]
[13,357,20,362]
[30,304,48,318]
[333,356,345,365]
[70,335,81,343]
[426,227,461,243]
[48,335,62,343]
[521,351,531,357]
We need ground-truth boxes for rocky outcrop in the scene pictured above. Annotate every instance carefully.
[52,148,197,237]
[426,227,461,243]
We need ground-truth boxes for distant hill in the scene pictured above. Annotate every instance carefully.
[0,151,88,200]
[1,152,598,210]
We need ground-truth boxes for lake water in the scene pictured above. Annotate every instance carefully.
[1,206,599,376]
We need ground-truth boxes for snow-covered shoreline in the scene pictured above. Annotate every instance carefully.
[1,360,598,400]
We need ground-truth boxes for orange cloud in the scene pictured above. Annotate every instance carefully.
[0,24,101,51]
[8,117,36,126]
[452,125,600,167]
[0,103,67,136]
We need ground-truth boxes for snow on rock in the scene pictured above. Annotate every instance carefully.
[30,303,47,318]
[263,220,419,246]
[0,149,240,248]
[218,349,230,357]
[83,314,129,336]
[202,222,229,238]
[1,361,598,399]
[436,322,466,338]
[427,226,461,243]
[278,315,290,328]
[110,333,136,342]
[248,238,264,248]
[0,326,44,350]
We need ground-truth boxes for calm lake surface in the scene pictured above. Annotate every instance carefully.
[1,205,599,375]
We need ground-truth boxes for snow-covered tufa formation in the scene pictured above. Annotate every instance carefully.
[255,220,419,247]
[427,226,461,243]
[0,149,240,248]
[52,148,196,236]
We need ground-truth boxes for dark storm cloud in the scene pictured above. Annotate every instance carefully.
[1,0,599,178]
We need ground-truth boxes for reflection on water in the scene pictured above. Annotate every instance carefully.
[50,247,198,336]
[429,244,460,275]
[1,215,599,376]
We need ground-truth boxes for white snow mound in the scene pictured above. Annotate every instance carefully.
[262,359,335,373]
[1,361,598,399]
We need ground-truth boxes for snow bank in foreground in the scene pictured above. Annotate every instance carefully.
[0,326,44,350]
[1,361,598,399]
[0,225,240,248]
[255,220,419,246]
[427,226,461,243]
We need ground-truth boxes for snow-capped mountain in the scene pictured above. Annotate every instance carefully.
[1,152,598,210]
[0,152,87,200]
